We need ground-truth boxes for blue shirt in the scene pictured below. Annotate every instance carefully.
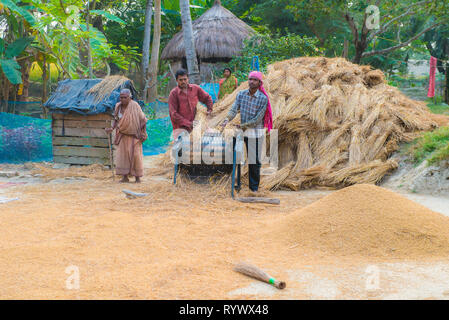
[226,89,268,130]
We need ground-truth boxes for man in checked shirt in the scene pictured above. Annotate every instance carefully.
[220,71,273,193]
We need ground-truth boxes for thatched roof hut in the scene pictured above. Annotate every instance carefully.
[161,0,255,83]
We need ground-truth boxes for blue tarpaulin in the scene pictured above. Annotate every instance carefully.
[43,79,138,115]
[200,83,220,103]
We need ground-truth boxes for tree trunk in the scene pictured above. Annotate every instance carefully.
[148,0,161,103]
[352,26,369,64]
[141,0,154,100]
[106,62,111,77]
[9,85,17,114]
[1,74,9,113]
[3,78,10,113]
[343,38,349,59]
[86,0,96,79]
[42,57,47,103]
[92,15,104,33]
[18,59,31,102]
[180,0,201,84]
[344,11,369,64]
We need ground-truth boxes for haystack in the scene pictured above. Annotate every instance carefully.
[204,57,438,190]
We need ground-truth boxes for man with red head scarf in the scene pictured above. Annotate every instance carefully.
[221,71,273,193]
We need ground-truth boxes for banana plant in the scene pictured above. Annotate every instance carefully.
[28,0,126,78]
[0,0,35,84]
[0,37,34,84]
[0,0,35,24]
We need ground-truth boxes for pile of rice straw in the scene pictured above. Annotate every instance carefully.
[159,57,441,190]
[32,163,111,181]
[87,75,130,103]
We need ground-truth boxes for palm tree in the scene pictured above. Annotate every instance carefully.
[141,0,153,100]
[179,0,200,84]
[148,0,161,102]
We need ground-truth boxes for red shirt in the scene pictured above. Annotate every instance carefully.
[168,84,213,132]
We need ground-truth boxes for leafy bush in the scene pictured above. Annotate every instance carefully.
[406,126,449,165]
[225,32,323,82]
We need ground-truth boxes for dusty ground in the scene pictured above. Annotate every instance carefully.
[1,158,449,300]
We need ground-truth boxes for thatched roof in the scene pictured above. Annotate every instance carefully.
[161,0,255,61]
[44,76,138,115]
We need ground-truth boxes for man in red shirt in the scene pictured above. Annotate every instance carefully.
[169,69,213,138]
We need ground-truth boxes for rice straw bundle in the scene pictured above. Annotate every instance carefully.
[87,75,131,103]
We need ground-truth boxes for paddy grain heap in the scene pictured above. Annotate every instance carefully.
[275,184,449,258]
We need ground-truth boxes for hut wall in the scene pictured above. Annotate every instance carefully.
[200,62,226,83]
[52,113,116,166]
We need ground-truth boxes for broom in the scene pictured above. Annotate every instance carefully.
[234,262,286,289]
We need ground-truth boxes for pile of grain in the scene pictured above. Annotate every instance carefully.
[274,184,449,258]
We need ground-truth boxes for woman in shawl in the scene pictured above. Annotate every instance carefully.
[217,68,238,100]
[106,89,148,183]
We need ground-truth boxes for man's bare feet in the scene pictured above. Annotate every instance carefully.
[135,177,141,183]
[119,175,129,183]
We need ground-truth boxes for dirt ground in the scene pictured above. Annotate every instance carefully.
[1,157,449,300]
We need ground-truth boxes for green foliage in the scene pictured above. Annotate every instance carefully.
[226,33,323,82]
[103,0,211,64]
[0,58,22,84]
[428,143,449,165]
[26,0,133,79]
[1,0,35,24]
[407,126,449,165]
[90,9,125,24]
[4,37,34,58]
[427,98,449,115]
[221,0,448,73]
[0,37,34,84]
[0,2,35,84]
[156,73,171,97]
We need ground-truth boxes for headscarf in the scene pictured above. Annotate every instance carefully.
[248,71,273,132]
